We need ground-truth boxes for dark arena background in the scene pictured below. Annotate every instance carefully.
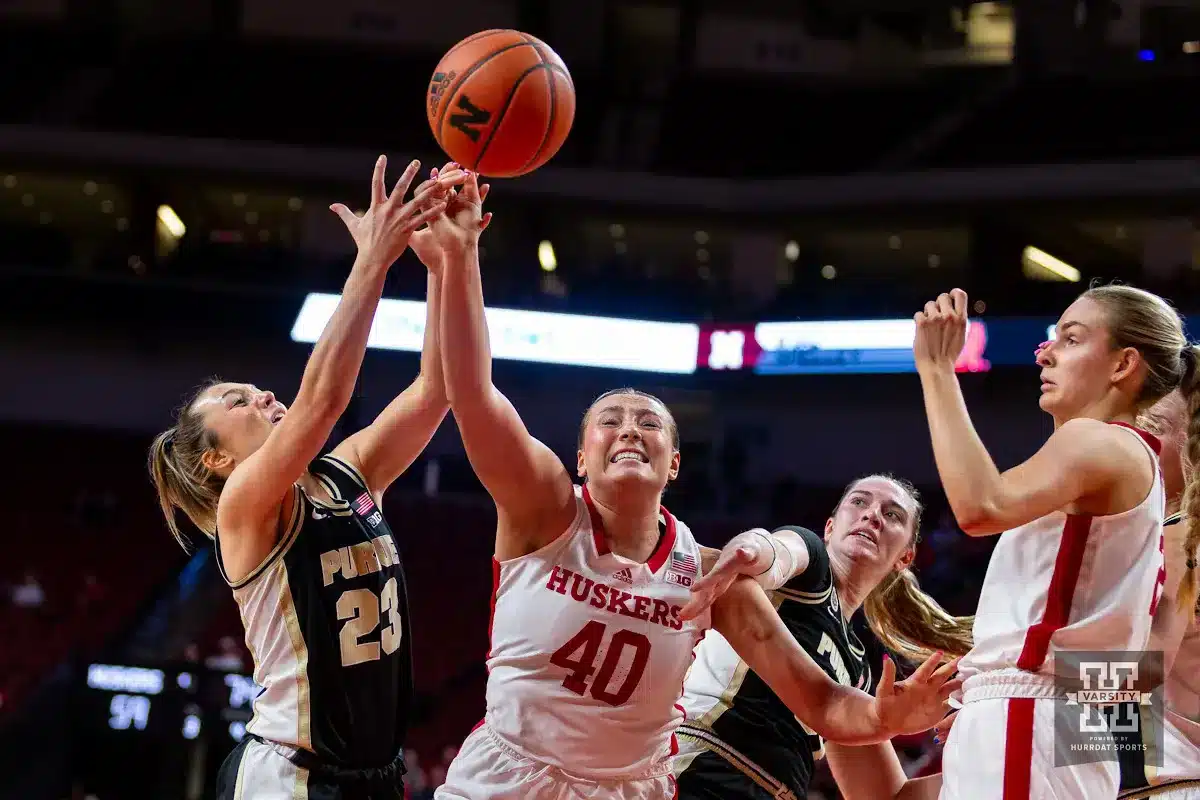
[2,0,1199,797]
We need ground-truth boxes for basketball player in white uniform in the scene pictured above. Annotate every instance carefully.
[422,175,961,800]
[1119,389,1200,799]
[912,286,1200,800]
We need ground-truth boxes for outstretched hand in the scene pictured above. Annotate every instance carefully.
[428,167,492,255]
[872,652,962,737]
[410,162,492,272]
[680,529,774,622]
[330,155,467,269]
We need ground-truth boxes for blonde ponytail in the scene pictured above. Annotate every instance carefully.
[864,569,974,663]
[1176,345,1200,620]
[147,380,226,551]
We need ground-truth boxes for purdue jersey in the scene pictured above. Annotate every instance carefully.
[676,526,870,799]
[214,453,413,769]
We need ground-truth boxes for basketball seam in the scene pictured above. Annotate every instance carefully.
[472,63,551,173]
[519,43,558,175]
[435,41,539,147]
[442,29,507,61]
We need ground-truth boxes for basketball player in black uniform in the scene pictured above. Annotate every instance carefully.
[148,157,478,799]
[674,474,967,800]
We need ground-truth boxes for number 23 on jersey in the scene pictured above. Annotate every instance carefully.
[337,576,403,667]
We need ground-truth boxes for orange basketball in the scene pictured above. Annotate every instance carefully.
[427,30,575,178]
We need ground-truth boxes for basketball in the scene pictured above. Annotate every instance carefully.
[427,30,576,178]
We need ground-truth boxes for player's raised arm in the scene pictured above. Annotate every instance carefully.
[329,167,477,499]
[431,174,575,551]
[913,288,1155,536]
[711,578,960,747]
[219,158,460,537]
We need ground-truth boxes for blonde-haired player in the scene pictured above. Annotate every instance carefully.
[914,286,1195,800]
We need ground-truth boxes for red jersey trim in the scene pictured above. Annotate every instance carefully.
[581,483,678,572]
[1109,421,1162,455]
[1016,514,1092,671]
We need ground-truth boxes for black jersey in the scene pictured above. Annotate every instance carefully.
[214,453,414,769]
[675,526,871,800]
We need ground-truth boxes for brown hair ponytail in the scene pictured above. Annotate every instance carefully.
[148,380,225,550]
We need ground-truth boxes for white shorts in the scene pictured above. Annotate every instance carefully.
[435,724,678,800]
[939,696,1117,800]
[217,737,311,800]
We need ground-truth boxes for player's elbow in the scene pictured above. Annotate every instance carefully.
[413,372,449,410]
[443,370,494,409]
[952,498,1005,536]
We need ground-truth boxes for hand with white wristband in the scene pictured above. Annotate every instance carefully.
[680,527,811,622]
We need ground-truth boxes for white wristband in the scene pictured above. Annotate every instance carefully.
[751,530,803,591]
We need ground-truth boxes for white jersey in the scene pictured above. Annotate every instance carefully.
[960,423,1166,683]
[483,484,710,780]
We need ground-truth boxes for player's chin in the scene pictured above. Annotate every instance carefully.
[601,465,666,489]
[842,535,882,562]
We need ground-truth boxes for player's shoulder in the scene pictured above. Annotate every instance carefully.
[1053,417,1148,456]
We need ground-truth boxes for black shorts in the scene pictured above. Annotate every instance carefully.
[216,735,406,800]
[1118,779,1200,798]
[675,749,790,800]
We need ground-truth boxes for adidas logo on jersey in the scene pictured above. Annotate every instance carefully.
[613,568,633,584]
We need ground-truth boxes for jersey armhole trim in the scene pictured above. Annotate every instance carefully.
[217,485,306,590]
[319,454,371,493]
[495,489,587,567]
[309,472,353,514]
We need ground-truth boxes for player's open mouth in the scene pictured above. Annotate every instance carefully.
[850,529,877,545]
[610,449,649,464]
[270,409,286,425]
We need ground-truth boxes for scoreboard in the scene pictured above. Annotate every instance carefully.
[74,663,260,800]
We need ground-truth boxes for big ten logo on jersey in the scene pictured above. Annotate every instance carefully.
[352,491,383,528]
[428,71,456,118]
[665,549,697,587]
[320,535,403,668]
[795,632,853,758]
[545,565,683,631]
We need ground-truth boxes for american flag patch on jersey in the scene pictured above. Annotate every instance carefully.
[353,491,376,516]
[670,551,697,575]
